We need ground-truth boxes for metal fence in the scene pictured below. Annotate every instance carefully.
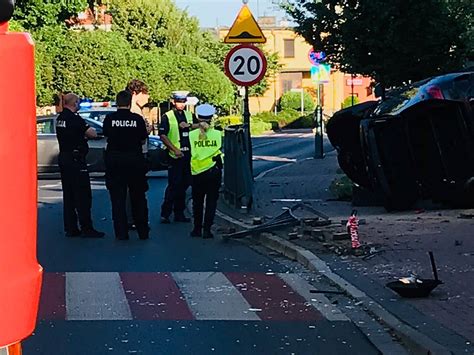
[223,125,253,210]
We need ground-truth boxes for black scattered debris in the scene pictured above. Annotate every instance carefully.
[309,290,345,295]
[223,203,331,239]
[386,251,442,298]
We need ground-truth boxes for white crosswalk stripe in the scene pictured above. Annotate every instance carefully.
[172,272,260,321]
[66,272,132,321]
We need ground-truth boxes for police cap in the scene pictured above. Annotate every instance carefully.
[171,91,189,102]
[196,104,216,120]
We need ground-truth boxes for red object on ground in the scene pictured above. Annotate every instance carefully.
[347,215,361,249]
[0,22,43,347]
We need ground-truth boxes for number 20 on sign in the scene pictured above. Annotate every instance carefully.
[224,44,267,87]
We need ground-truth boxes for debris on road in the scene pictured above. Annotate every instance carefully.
[223,203,331,239]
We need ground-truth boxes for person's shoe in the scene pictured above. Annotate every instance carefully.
[65,230,81,238]
[160,217,171,224]
[116,235,129,241]
[203,230,214,239]
[81,228,105,238]
[190,229,202,238]
[138,226,150,240]
[174,215,191,223]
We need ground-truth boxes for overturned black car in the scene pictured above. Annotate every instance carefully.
[327,71,474,210]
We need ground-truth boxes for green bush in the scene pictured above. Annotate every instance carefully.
[279,91,314,111]
[215,115,242,129]
[329,175,353,201]
[253,109,314,129]
[342,95,360,109]
[285,112,315,129]
[250,119,272,136]
[214,115,271,136]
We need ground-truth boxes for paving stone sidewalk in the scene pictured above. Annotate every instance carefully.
[219,150,474,352]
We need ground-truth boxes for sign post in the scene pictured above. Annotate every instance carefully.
[224,44,267,175]
[309,50,330,159]
[223,2,267,181]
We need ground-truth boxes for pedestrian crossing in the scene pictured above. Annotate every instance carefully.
[39,272,349,322]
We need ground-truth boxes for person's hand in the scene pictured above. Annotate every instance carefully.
[179,121,190,129]
[174,149,184,158]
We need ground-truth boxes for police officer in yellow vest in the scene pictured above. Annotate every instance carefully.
[189,104,223,239]
[159,91,197,223]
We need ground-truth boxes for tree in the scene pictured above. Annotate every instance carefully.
[284,0,472,87]
[109,0,207,55]
[12,0,87,30]
[132,50,235,108]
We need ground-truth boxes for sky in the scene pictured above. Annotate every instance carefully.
[174,0,287,28]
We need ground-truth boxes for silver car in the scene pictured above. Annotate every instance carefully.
[37,114,165,175]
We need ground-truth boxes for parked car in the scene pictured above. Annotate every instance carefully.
[37,114,166,175]
[78,107,115,123]
[327,71,474,210]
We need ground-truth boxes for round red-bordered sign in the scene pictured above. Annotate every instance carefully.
[224,44,267,87]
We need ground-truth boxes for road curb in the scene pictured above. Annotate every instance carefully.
[216,210,452,355]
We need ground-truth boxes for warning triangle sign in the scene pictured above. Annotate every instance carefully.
[224,5,267,44]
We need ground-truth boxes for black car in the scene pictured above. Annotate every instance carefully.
[327,71,474,210]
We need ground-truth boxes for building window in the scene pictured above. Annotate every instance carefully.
[280,72,303,94]
[284,39,295,58]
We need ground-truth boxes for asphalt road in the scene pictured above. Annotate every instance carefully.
[251,129,334,177]
[24,131,375,355]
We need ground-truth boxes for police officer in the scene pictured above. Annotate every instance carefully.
[159,91,197,224]
[125,79,151,230]
[56,93,104,238]
[189,104,223,239]
[103,90,150,240]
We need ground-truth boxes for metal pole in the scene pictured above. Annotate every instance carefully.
[351,74,355,106]
[301,88,304,116]
[243,86,253,176]
[314,83,324,159]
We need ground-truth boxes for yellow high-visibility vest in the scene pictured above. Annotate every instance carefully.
[189,128,222,175]
[165,110,193,159]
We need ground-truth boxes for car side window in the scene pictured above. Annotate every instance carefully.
[36,119,54,134]
[84,119,103,135]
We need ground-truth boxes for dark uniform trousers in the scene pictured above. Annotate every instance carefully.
[58,152,93,233]
[192,166,222,231]
[105,151,149,239]
[161,156,192,218]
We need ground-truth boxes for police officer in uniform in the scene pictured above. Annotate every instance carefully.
[56,93,104,238]
[159,91,197,224]
[125,79,151,230]
[189,104,223,239]
[103,90,150,240]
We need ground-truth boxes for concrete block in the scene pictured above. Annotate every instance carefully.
[332,232,350,241]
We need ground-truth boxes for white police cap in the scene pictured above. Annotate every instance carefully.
[171,91,189,100]
[196,104,216,119]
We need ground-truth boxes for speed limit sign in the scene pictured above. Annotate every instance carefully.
[224,44,267,87]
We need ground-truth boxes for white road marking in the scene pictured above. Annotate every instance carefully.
[252,155,297,163]
[172,272,260,321]
[38,183,62,189]
[66,272,132,320]
[278,273,349,322]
